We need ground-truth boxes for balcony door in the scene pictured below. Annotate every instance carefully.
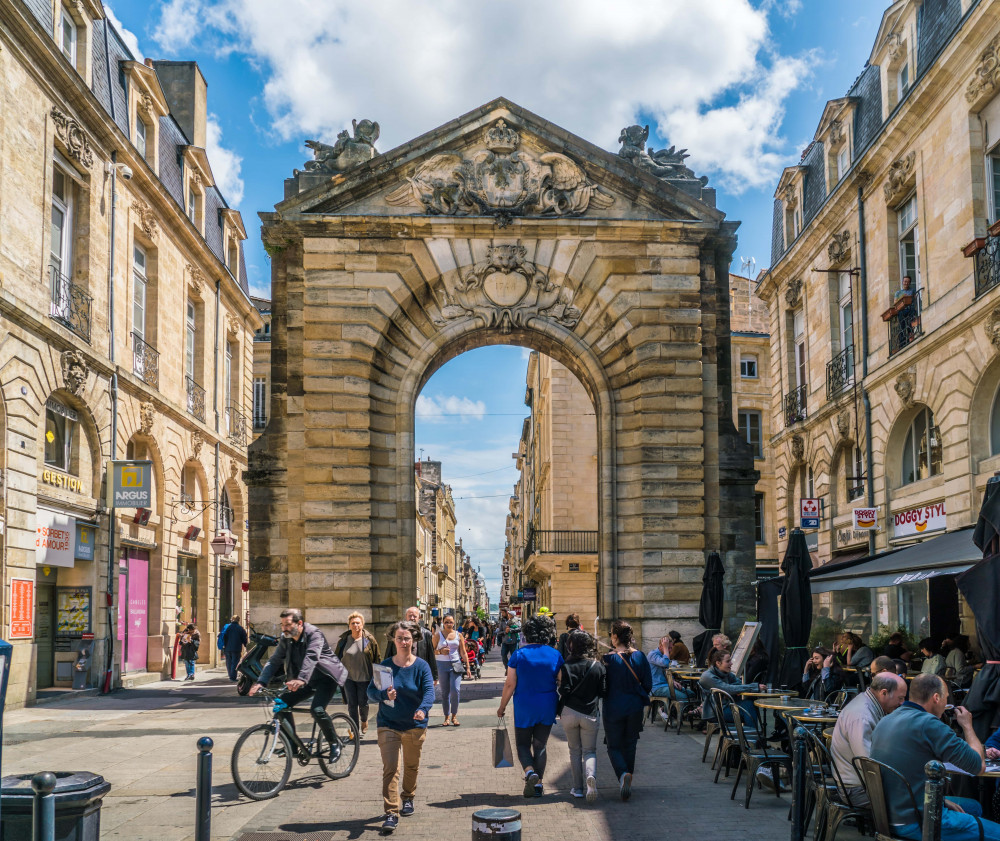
[794,310,806,390]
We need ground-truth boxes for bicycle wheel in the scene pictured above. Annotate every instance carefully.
[317,713,360,779]
[231,723,293,800]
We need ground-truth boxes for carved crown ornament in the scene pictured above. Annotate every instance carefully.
[50,107,93,168]
[785,277,803,308]
[984,305,1000,352]
[131,198,159,239]
[883,152,916,204]
[434,243,582,335]
[60,350,89,396]
[386,119,614,227]
[968,34,1000,104]
[828,230,851,265]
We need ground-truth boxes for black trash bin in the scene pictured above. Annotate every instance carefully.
[1,771,110,841]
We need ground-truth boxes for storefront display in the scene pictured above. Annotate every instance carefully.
[118,550,149,673]
[56,587,91,635]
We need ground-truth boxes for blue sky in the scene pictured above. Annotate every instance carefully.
[106,0,886,600]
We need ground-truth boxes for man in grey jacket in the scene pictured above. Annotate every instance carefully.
[830,672,907,805]
[250,609,348,756]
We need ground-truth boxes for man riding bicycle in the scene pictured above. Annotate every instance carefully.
[249,608,347,756]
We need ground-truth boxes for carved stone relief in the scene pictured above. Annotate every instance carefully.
[60,350,89,396]
[828,230,851,265]
[139,400,155,435]
[829,120,844,145]
[386,119,614,227]
[186,264,206,299]
[883,152,916,204]
[192,430,204,460]
[434,244,581,334]
[225,314,241,338]
[967,34,1000,104]
[984,306,1000,352]
[836,410,852,440]
[50,107,93,167]
[138,92,154,117]
[302,119,380,174]
[785,277,803,308]
[616,124,709,187]
[886,32,905,63]
[782,186,798,209]
[790,434,805,463]
[132,199,159,239]
[895,371,915,407]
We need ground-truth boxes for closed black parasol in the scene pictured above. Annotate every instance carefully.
[958,476,1000,739]
[693,550,725,666]
[777,528,814,690]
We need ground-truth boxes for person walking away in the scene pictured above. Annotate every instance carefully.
[433,615,471,726]
[501,612,521,671]
[497,614,563,798]
[221,615,248,681]
[368,620,435,834]
[386,606,439,687]
[602,619,653,801]
[558,629,605,802]
[557,614,581,659]
[335,612,381,735]
[180,623,200,681]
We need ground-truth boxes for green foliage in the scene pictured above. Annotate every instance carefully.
[868,623,919,656]
[808,615,843,651]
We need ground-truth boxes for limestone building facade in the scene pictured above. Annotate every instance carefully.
[0,2,258,706]
[251,296,271,442]
[758,0,1000,579]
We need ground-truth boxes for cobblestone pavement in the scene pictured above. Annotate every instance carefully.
[3,651,866,840]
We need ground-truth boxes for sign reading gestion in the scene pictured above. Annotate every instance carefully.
[10,578,34,639]
[892,501,946,539]
[105,460,152,508]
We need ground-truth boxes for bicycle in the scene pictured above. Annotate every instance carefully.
[231,688,360,800]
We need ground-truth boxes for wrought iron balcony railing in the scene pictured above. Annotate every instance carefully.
[783,384,807,426]
[826,345,854,401]
[132,332,159,388]
[253,408,267,431]
[972,229,1000,297]
[186,376,206,422]
[525,530,598,560]
[887,289,923,357]
[227,405,248,447]
[49,265,92,342]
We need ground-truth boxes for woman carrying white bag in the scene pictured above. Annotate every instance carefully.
[433,615,472,726]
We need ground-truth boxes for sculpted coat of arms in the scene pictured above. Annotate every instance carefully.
[387,119,614,226]
[435,244,582,334]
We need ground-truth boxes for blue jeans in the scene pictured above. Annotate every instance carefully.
[604,709,644,778]
[224,650,241,680]
[501,643,517,668]
[896,803,1000,841]
[440,667,462,717]
[184,658,195,678]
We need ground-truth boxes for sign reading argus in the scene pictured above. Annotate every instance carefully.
[106,460,152,509]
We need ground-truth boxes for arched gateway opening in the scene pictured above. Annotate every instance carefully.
[249,98,758,646]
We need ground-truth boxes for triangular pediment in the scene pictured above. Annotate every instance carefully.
[274,98,726,226]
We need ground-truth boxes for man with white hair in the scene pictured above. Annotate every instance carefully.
[830,671,908,805]
[386,606,438,684]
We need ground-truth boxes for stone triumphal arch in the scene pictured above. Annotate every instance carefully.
[248,99,757,645]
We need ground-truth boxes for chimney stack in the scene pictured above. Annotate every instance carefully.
[152,61,207,148]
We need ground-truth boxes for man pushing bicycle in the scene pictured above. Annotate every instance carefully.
[250,608,347,758]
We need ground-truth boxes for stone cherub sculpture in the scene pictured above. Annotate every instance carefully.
[617,124,706,184]
[303,119,380,173]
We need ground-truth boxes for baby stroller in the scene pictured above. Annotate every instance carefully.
[467,638,483,679]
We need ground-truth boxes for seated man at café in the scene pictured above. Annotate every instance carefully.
[871,673,996,841]
[648,635,694,702]
[871,655,896,676]
[830,672,907,806]
[699,648,765,724]
[705,633,732,667]
[919,638,947,676]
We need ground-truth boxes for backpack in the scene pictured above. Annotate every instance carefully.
[217,623,229,651]
[505,623,520,645]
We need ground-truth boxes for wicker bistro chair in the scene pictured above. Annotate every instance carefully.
[802,728,872,841]
[852,756,923,841]
[710,688,762,782]
[729,700,792,808]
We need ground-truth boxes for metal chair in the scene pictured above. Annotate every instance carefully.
[665,676,702,734]
[709,688,761,782]
[825,688,858,709]
[852,756,923,841]
[729,700,791,808]
[802,728,872,841]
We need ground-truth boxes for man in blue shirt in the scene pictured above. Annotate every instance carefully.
[871,673,999,841]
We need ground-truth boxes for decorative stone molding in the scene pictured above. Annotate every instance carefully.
[968,34,1000,104]
[616,124,709,188]
[836,410,852,440]
[138,92,154,117]
[139,400,155,435]
[782,186,798,209]
[186,264,206,299]
[229,461,240,479]
[302,119,380,173]
[60,350,89,396]
[434,243,581,334]
[225,314,240,338]
[386,119,614,227]
[984,306,1000,352]
[131,199,159,239]
[886,32,905,63]
[192,430,204,460]
[190,172,203,188]
[829,120,844,145]
[50,107,93,167]
[785,277,803,308]
[828,230,851,265]
[790,434,805,463]
[894,371,915,407]
[883,152,916,204]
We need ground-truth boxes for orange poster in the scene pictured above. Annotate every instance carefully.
[10,578,34,639]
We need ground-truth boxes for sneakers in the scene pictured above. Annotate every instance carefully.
[381,814,398,834]
[534,783,543,797]
[658,709,671,724]
[585,775,598,803]
[523,770,540,798]
[619,772,632,801]
[756,768,785,792]
[570,788,584,798]
[328,740,342,762]
[401,799,414,817]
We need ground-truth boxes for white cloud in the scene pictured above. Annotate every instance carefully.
[152,0,810,194]
[206,115,245,205]
[415,394,486,423]
[104,4,144,61]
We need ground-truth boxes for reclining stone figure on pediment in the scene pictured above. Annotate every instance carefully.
[618,124,708,186]
[302,119,380,174]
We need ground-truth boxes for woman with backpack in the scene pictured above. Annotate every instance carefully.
[558,629,606,802]
[179,623,200,682]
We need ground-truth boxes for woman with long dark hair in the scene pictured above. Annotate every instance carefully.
[602,619,653,801]
[801,646,844,701]
[558,629,606,802]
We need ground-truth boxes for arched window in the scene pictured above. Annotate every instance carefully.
[901,407,942,486]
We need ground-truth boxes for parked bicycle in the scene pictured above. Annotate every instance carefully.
[231,688,359,800]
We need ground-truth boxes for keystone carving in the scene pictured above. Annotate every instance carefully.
[782,186,798,209]
[386,119,614,227]
[785,277,803,308]
[186,264,206,299]
[192,430,204,460]
[828,230,851,265]
[434,244,581,335]
[139,399,155,434]
[225,314,241,338]
[131,199,159,239]
[50,107,93,167]
[895,371,915,407]
[617,124,709,187]
[302,119,380,174]
[984,306,1000,352]
[790,434,805,463]
[967,34,1000,104]
[829,120,844,145]
[138,92,154,117]
[883,152,916,204]
[885,32,905,63]
[60,350,89,396]
[836,410,852,440]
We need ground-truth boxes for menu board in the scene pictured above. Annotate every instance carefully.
[10,578,34,639]
[730,621,762,679]
[56,587,91,635]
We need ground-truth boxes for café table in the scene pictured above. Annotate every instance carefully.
[753,696,812,733]
[945,765,1000,820]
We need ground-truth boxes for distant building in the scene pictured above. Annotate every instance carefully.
[251,297,271,441]
[415,459,460,619]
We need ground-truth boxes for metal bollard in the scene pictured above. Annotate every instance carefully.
[31,772,56,841]
[922,760,946,841]
[195,737,213,841]
[790,726,808,841]
[472,808,521,841]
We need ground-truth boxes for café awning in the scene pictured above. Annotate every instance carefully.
[809,527,979,593]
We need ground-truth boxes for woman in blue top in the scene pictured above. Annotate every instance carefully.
[497,614,563,798]
[602,619,653,802]
[367,620,435,835]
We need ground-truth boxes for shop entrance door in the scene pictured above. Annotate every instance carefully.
[117,550,149,673]
[36,583,56,689]
[219,567,233,627]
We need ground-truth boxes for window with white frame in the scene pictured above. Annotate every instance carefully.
[987,147,1000,224]
[185,300,196,382]
[253,376,267,428]
[847,445,864,501]
[754,493,765,544]
[737,410,763,459]
[50,160,74,298]
[901,406,942,486]
[187,186,197,223]
[839,271,854,374]
[132,244,147,340]
[794,309,807,390]
[60,7,77,67]
[897,61,910,101]
[135,115,147,161]
[740,354,758,379]
[224,341,233,418]
[219,487,233,531]
[44,399,77,472]
[837,145,850,182]
[897,193,919,289]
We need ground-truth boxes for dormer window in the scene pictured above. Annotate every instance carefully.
[135,116,147,161]
[897,61,910,101]
[187,180,203,232]
[837,145,850,181]
[227,240,239,275]
[60,7,78,67]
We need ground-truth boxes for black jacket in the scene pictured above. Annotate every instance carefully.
[258,622,347,686]
[386,626,439,680]
[559,657,607,717]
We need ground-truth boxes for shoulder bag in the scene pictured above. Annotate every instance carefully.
[616,651,651,706]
